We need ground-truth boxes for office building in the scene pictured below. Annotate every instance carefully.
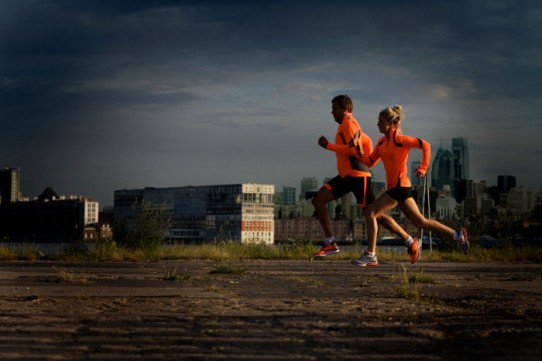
[300,177,318,200]
[463,180,487,219]
[452,137,470,181]
[114,183,275,244]
[435,195,457,219]
[0,167,21,204]
[498,175,516,195]
[431,148,452,190]
[507,186,536,218]
[0,187,99,242]
[274,218,359,243]
[282,186,297,205]
[431,138,469,201]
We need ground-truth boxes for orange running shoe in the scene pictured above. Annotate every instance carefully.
[313,242,340,257]
[408,238,420,264]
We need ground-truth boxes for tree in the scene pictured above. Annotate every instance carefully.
[117,200,172,251]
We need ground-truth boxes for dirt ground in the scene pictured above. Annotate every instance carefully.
[0,259,540,361]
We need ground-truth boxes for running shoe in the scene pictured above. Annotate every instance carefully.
[351,251,379,267]
[408,238,420,264]
[455,228,469,254]
[313,242,340,257]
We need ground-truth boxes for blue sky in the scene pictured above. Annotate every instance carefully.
[1,0,541,206]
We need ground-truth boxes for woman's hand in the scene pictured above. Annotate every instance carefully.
[415,169,425,178]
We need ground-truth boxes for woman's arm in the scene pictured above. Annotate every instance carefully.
[399,134,431,175]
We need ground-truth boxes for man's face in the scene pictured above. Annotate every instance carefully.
[331,102,346,124]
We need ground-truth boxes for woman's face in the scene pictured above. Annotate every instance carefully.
[377,116,391,134]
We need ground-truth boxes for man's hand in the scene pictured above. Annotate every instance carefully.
[318,135,329,148]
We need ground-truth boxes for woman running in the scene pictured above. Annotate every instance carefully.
[312,95,417,260]
[352,105,469,267]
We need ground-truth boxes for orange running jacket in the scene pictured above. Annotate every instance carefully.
[361,128,430,189]
[325,113,372,178]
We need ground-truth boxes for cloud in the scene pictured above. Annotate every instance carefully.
[1,0,541,205]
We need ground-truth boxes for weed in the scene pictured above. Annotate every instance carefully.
[396,265,436,302]
[162,265,190,281]
[287,276,326,286]
[210,260,246,274]
[51,266,91,284]
[2,240,542,263]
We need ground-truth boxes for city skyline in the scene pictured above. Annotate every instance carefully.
[1,1,541,207]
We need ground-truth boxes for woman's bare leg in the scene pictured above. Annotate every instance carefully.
[364,194,399,253]
[398,197,454,237]
[377,213,410,241]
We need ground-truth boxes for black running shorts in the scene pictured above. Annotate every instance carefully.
[324,175,374,209]
[385,186,413,202]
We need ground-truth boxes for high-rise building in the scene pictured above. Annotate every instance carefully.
[464,179,487,219]
[282,186,297,205]
[452,137,469,181]
[431,148,452,190]
[114,183,275,244]
[300,177,318,200]
[498,175,516,195]
[0,167,21,204]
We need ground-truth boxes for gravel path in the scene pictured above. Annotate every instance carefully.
[0,260,540,360]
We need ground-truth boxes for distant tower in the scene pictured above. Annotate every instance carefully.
[431,148,453,190]
[451,137,469,202]
[498,175,516,195]
[300,177,318,200]
[283,186,297,205]
[0,167,21,204]
[452,137,469,181]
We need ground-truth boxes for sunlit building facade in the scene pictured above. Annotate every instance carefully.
[114,183,275,244]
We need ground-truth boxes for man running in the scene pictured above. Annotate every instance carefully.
[313,95,419,263]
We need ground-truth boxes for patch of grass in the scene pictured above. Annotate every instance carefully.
[0,244,17,260]
[407,270,435,285]
[396,265,438,303]
[51,266,91,284]
[209,260,246,274]
[3,240,542,263]
[0,243,44,261]
[161,265,191,281]
[287,276,326,287]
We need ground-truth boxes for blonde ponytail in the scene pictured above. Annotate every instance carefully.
[380,105,405,125]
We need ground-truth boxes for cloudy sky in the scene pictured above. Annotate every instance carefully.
[1,0,541,206]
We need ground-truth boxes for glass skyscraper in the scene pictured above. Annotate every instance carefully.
[300,177,318,200]
[452,137,470,181]
[431,148,452,190]
[431,137,469,202]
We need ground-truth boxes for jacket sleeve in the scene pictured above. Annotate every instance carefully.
[399,135,431,175]
[325,128,363,157]
[360,144,381,168]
